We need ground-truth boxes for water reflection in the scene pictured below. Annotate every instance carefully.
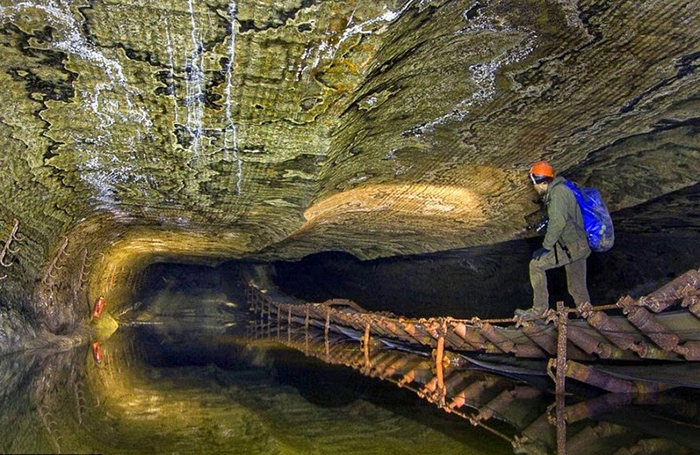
[1,308,698,454]
[249,323,700,455]
[1,329,507,454]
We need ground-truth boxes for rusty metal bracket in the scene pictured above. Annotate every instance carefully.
[472,320,515,354]
[564,361,672,393]
[0,219,25,278]
[578,302,649,357]
[42,235,69,287]
[638,270,699,312]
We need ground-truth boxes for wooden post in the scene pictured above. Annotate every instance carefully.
[362,320,371,369]
[267,300,272,338]
[276,305,281,340]
[555,301,568,455]
[435,334,446,408]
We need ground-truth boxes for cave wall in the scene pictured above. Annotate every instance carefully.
[272,185,700,318]
[0,0,697,349]
[273,232,699,319]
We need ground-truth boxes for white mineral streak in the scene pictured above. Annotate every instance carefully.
[185,0,205,156]
[310,41,329,70]
[301,0,414,77]
[324,0,415,63]
[165,20,180,128]
[295,45,312,81]
[0,1,151,129]
[79,151,138,216]
[0,1,152,214]
[224,0,242,195]
[405,7,537,136]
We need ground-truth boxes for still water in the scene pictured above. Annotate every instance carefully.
[1,288,698,454]
[1,330,508,454]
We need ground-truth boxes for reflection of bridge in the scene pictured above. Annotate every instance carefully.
[244,268,700,454]
[249,322,697,455]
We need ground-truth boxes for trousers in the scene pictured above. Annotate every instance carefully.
[529,240,591,310]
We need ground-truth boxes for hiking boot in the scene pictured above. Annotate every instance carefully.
[514,306,548,318]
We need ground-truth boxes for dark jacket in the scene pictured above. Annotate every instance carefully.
[542,177,588,252]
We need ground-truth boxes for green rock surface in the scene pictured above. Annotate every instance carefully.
[0,1,697,343]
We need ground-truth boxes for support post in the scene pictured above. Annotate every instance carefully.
[555,301,568,455]
[267,300,272,338]
[435,331,446,408]
[259,313,264,339]
[276,305,281,340]
[362,320,371,369]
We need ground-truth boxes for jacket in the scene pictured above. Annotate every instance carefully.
[542,177,588,252]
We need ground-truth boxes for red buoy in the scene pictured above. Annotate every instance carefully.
[91,341,103,364]
[92,296,106,318]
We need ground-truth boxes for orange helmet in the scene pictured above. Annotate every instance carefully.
[529,161,554,183]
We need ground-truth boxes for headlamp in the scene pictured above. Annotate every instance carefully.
[530,174,550,184]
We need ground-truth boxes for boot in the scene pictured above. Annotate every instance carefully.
[514,305,548,318]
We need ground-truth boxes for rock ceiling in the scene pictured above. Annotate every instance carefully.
[0,0,698,267]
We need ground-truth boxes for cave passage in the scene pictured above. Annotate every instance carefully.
[0,0,699,453]
[3,259,700,454]
[3,260,515,455]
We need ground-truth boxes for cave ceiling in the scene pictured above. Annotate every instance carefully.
[0,0,698,261]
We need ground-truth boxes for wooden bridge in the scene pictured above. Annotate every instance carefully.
[244,268,699,454]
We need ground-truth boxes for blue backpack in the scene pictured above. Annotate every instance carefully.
[564,181,615,252]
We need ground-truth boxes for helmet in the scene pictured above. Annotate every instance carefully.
[529,161,554,183]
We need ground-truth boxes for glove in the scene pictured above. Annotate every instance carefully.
[532,247,550,260]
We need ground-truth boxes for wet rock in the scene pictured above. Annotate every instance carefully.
[0,0,696,343]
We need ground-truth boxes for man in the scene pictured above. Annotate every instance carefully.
[516,161,591,317]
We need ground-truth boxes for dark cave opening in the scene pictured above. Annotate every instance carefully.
[270,231,700,319]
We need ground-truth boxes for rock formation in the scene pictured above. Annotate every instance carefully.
[0,0,697,350]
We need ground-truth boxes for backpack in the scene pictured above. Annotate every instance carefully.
[563,181,615,252]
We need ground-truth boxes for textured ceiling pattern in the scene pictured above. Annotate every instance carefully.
[0,0,698,264]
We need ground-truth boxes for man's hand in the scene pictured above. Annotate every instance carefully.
[526,215,549,233]
[532,247,550,260]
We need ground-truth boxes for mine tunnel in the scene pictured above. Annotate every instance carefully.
[1,0,699,454]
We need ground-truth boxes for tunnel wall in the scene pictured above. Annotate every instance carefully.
[272,185,700,319]
[0,214,130,355]
[0,0,697,353]
[272,233,700,319]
